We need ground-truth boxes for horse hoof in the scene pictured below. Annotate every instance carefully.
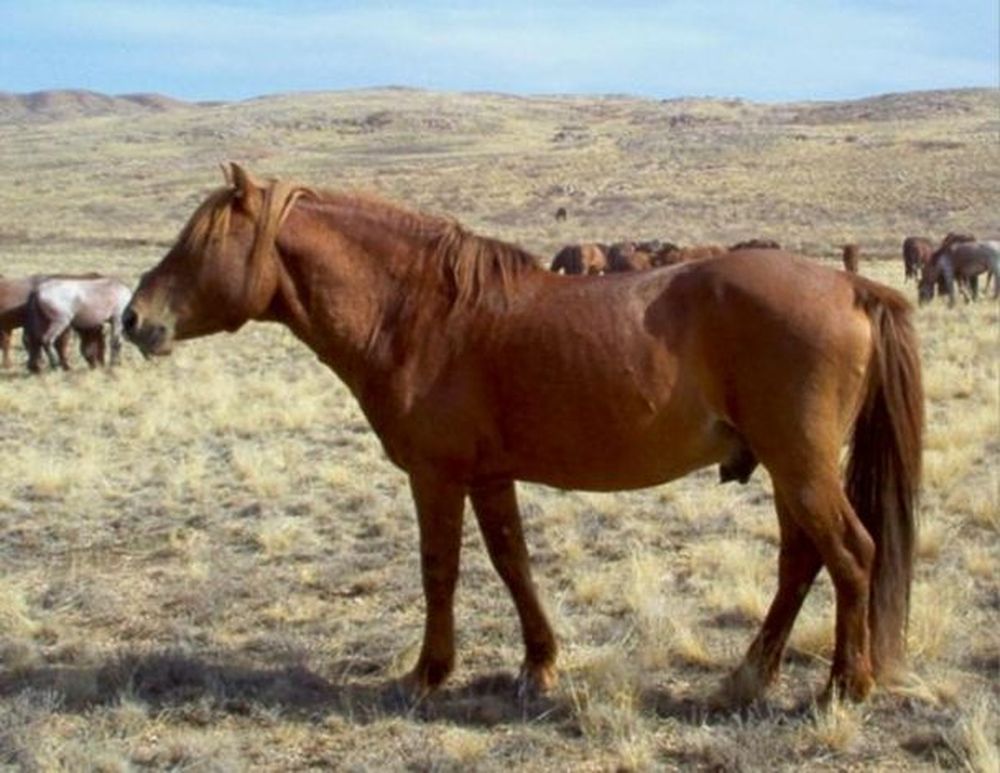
[822,670,874,705]
[516,662,558,700]
[397,656,452,703]
[711,662,771,709]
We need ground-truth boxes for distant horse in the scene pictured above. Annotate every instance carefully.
[842,244,860,273]
[25,276,131,372]
[606,241,654,272]
[918,241,1000,306]
[902,237,934,282]
[730,238,781,251]
[0,274,106,370]
[554,207,567,222]
[655,244,729,266]
[549,243,607,275]
[125,164,923,705]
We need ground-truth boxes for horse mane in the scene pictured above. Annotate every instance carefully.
[426,220,541,309]
[300,187,541,310]
[178,177,541,312]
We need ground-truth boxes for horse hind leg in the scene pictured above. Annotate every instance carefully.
[718,493,822,705]
[469,479,558,696]
[774,470,876,702]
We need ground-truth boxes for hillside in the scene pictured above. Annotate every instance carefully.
[0,87,996,267]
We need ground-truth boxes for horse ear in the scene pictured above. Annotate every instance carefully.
[228,162,263,201]
[220,162,233,185]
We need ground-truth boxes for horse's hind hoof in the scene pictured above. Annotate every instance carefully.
[516,662,558,701]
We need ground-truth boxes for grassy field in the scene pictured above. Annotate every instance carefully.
[0,87,997,771]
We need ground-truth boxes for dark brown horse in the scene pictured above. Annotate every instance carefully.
[902,237,934,282]
[730,238,781,251]
[125,164,923,705]
[919,240,999,306]
[549,242,607,275]
[606,241,654,272]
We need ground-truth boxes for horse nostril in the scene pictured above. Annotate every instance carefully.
[122,307,138,334]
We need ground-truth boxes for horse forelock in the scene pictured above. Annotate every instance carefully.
[174,181,314,311]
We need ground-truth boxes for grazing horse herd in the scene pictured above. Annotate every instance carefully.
[550,232,999,307]
[549,238,776,275]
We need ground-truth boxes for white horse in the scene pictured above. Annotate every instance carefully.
[26,276,132,371]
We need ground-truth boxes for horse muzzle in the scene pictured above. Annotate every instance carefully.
[123,306,173,356]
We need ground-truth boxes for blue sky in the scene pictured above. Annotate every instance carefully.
[1,1,997,102]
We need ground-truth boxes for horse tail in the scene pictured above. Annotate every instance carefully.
[23,290,45,372]
[846,281,924,679]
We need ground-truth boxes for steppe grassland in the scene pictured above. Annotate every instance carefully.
[0,89,997,770]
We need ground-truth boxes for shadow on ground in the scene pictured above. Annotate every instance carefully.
[0,648,830,732]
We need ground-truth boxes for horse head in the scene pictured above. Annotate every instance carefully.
[124,162,294,355]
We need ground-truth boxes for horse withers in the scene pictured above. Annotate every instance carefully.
[25,275,131,372]
[125,164,923,705]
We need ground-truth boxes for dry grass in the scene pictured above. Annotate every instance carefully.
[0,86,997,771]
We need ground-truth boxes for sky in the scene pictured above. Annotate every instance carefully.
[1,1,997,103]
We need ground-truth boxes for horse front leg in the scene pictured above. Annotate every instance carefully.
[400,471,466,697]
[52,328,72,370]
[108,316,123,366]
[469,479,558,696]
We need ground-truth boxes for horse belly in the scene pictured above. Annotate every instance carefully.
[502,389,733,491]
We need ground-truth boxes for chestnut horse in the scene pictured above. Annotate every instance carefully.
[125,164,923,704]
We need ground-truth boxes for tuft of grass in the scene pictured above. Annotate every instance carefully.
[254,516,321,560]
[0,579,40,638]
[908,580,961,663]
[801,698,864,755]
[565,644,652,765]
[947,694,1000,773]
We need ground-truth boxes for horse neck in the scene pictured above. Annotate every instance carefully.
[268,199,451,394]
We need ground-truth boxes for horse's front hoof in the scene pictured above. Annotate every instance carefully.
[397,655,453,703]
